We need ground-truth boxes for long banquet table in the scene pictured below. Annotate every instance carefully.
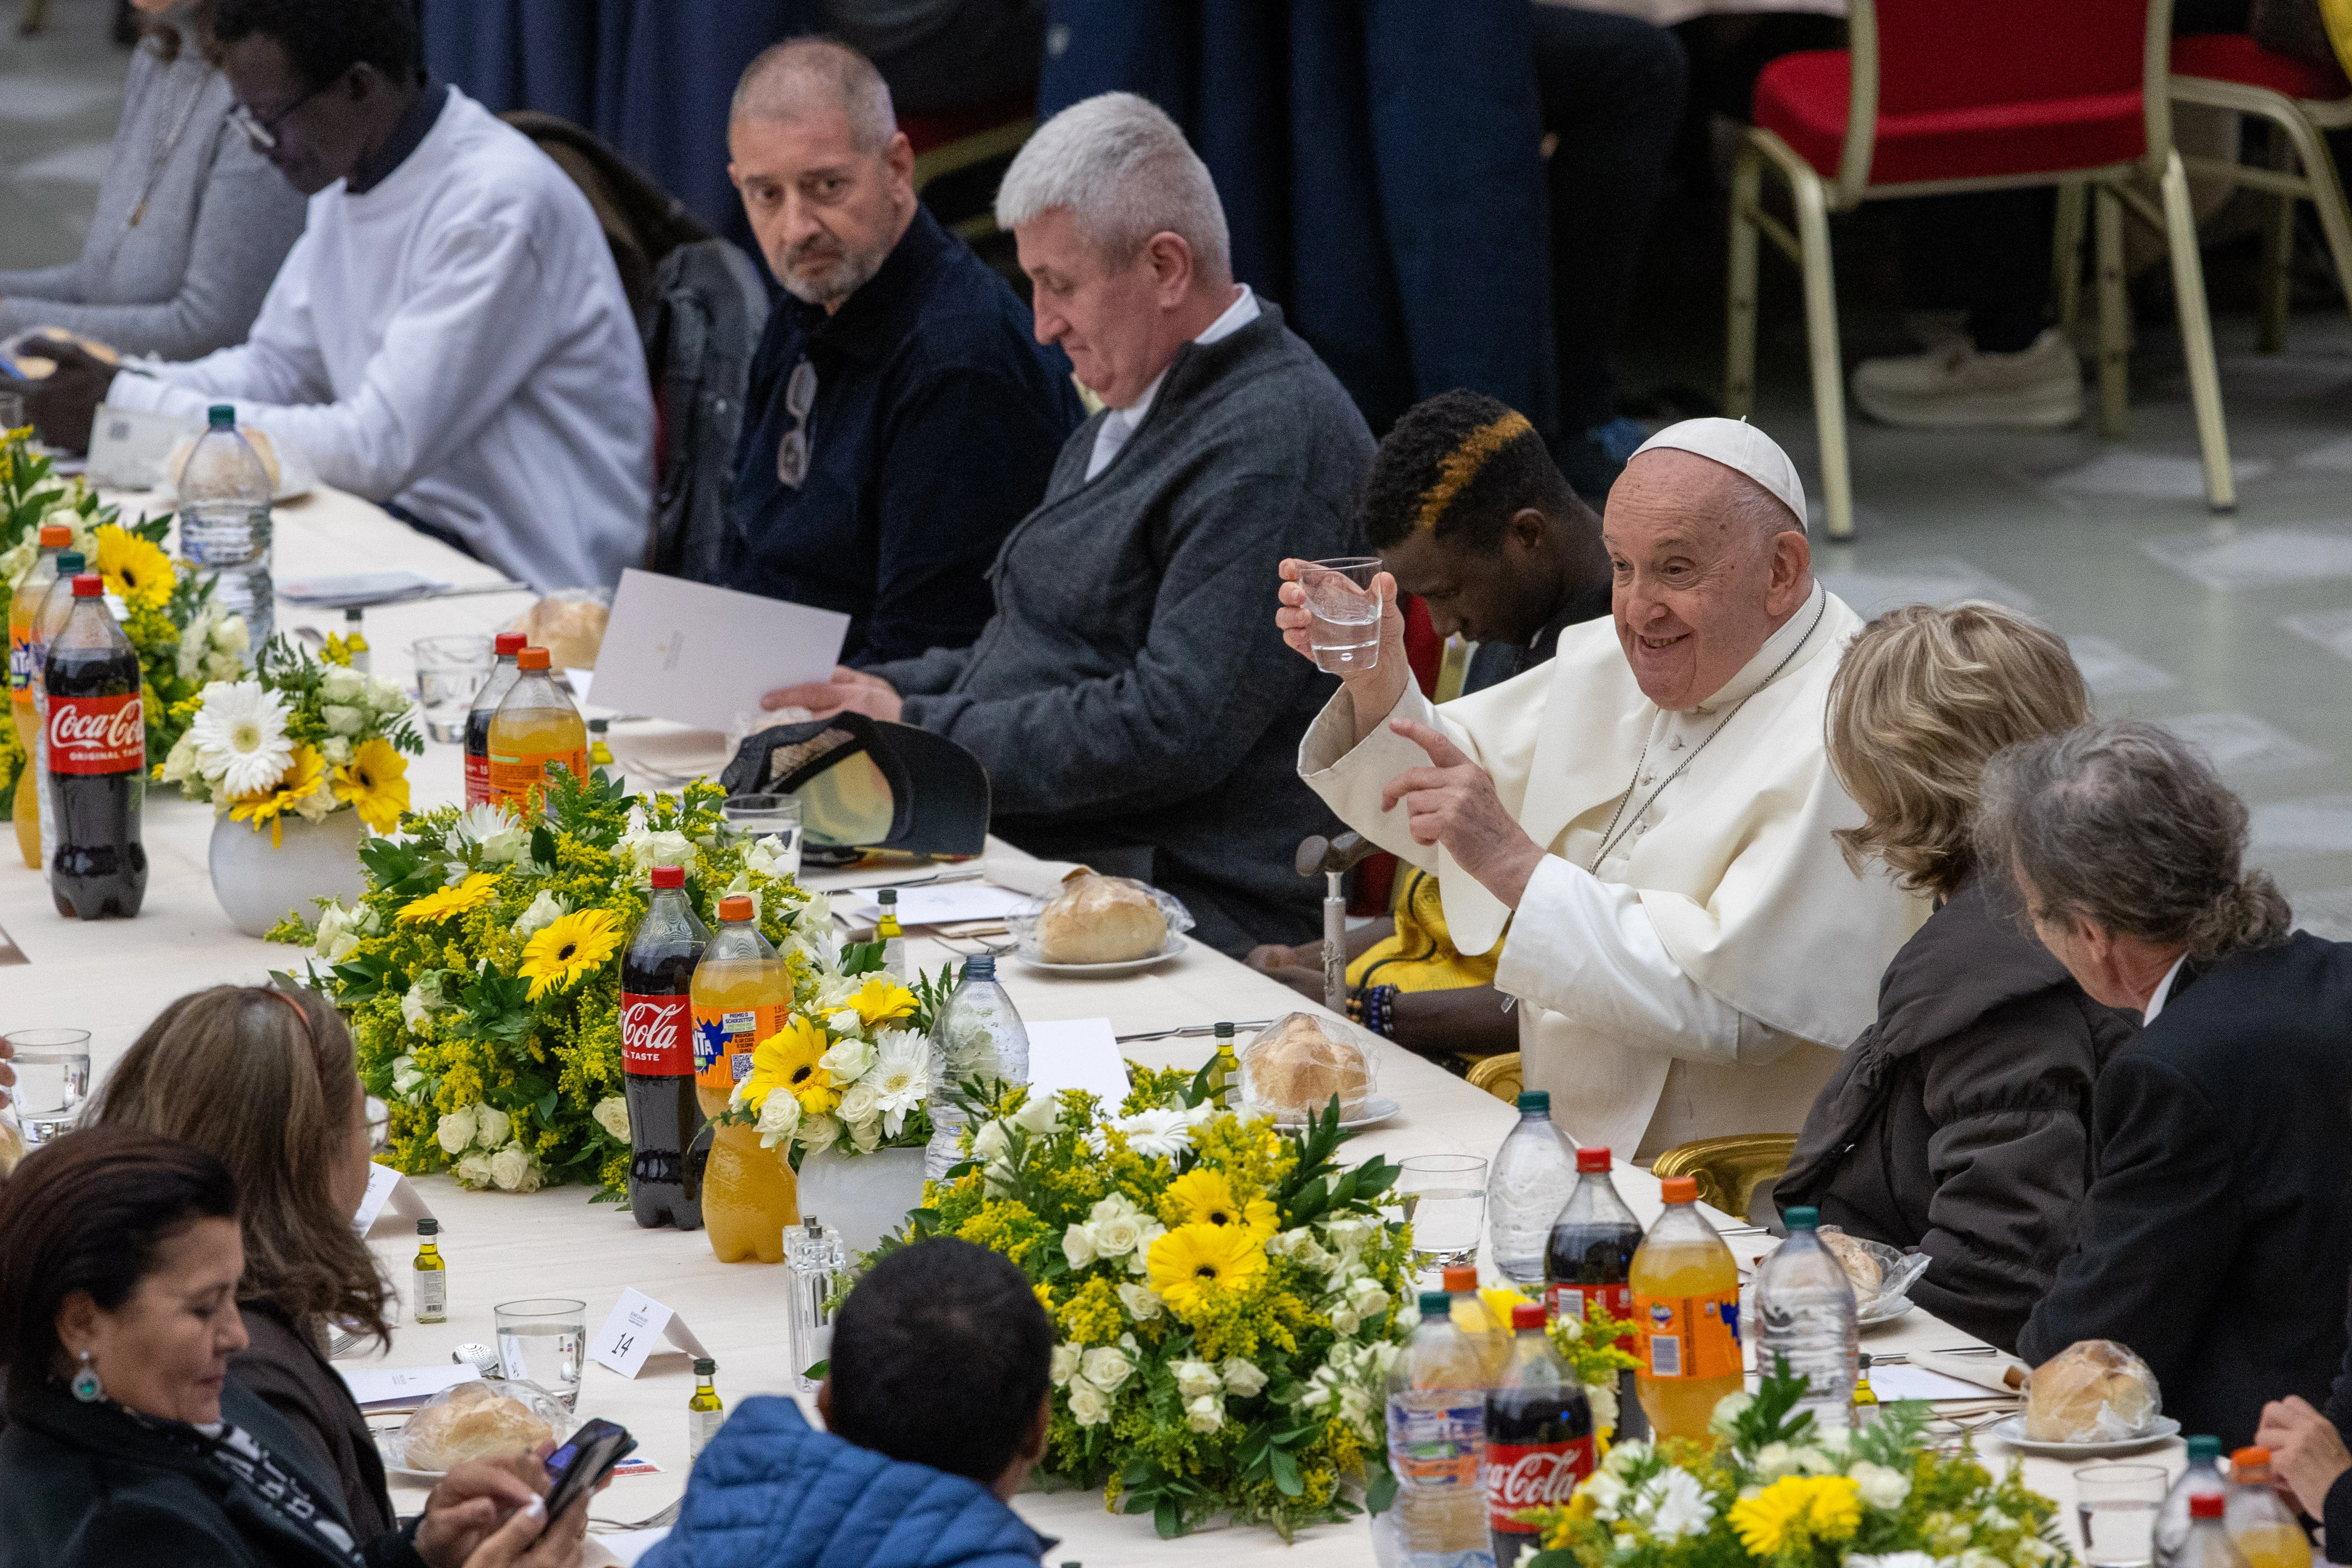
[0,486,2175,1563]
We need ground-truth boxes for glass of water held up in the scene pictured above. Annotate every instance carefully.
[2076,1464,2168,1568]
[1299,557,1384,675]
[1396,1153,1487,1274]
[495,1298,587,1410]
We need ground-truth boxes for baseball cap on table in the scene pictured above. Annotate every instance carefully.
[721,711,988,859]
[1629,416,1809,533]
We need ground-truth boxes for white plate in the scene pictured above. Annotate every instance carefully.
[1987,1415,2180,1456]
[1010,935,1190,976]
[1858,1293,1915,1326]
[1265,1095,1401,1131]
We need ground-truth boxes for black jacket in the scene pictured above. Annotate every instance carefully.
[233,1305,396,1543]
[2018,932,2352,1449]
[1777,874,2136,1353]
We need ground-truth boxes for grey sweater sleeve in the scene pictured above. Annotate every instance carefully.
[0,261,86,300]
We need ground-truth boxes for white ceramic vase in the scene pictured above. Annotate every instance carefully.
[794,1144,927,1257]
[209,809,366,938]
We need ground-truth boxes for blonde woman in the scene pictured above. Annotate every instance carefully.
[1775,603,2135,1354]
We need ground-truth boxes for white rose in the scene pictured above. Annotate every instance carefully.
[488,1146,531,1191]
[515,889,567,938]
[1066,1380,1111,1427]
[755,1089,801,1150]
[742,834,786,877]
[1079,1346,1134,1393]
[436,1106,478,1156]
[1583,1471,1628,1521]
[1050,1343,1083,1386]
[159,731,202,786]
[473,1104,512,1149]
[591,1096,630,1142]
[478,824,528,865]
[1586,1379,1618,1435]
[971,1121,1011,1162]
[1127,1220,1165,1274]
[1849,1461,1912,1511]
[211,614,250,658]
[365,673,407,712]
[321,703,366,737]
[1219,1358,1267,1398]
[1752,1442,1798,1480]
[319,666,367,704]
[1090,1209,1147,1260]
[826,1009,860,1036]
[1707,1392,1754,1436]
[1116,1284,1163,1321]
[1328,1305,1362,1336]
[638,830,694,871]
[837,1081,881,1125]
[819,1036,876,1084]
[1345,1276,1390,1316]
[1011,1092,1060,1136]
[1337,1384,1377,1438]
[389,1055,426,1099]
[1060,1223,1102,1269]
[1602,1439,1650,1478]
[319,735,353,767]
[1184,1394,1225,1433]
[294,783,337,823]
[1172,1359,1222,1400]
[453,1152,496,1189]
[797,1113,841,1151]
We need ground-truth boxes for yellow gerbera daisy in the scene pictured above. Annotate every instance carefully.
[1728,1475,1862,1556]
[847,975,917,1028]
[517,908,623,1000]
[748,1014,838,1115]
[92,524,173,609]
[397,871,501,924]
[226,744,327,847]
[1146,1221,1266,1314]
[331,737,410,833]
[1165,1167,1278,1235]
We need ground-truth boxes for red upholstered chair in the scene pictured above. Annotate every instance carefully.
[1726,0,2234,539]
[2168,33,2352,352]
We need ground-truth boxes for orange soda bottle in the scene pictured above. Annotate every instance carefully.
[1443,1264,1512,1382]
[9,522,71,867]
[690,894,798,1262]
[2227,1448,2314,1568]
[1630,1174,1744,1440]
[485,646,585,812]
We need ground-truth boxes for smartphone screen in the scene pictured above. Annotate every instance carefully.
[540,1419,636,1536]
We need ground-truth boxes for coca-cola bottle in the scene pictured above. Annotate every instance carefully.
[1486,1302,1593,1568]
[621,863,708,1229]
[1546,1144,1648,1442]
[45,575,146,920]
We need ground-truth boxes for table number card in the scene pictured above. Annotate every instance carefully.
[1025,1017,1132,1106]
[354,1162,436,1237]
[589,1287,712,1378]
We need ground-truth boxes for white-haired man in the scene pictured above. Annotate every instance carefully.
[722,39,1080,663]
[769,91,1373,957]
[1280,419,1927,1158]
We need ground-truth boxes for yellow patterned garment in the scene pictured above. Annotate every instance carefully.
[1345,867,1501,994]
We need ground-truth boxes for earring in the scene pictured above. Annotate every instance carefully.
[70,1350,102,1403]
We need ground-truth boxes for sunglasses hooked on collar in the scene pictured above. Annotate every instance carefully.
[229,75,336,152]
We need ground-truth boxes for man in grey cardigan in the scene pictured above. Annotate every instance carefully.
[767,92,1372,955]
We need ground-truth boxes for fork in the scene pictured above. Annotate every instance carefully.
[589,1498,683,1534]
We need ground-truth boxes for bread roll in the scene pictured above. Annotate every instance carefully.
[165,424,283,491]
[1819,1231,1884,1299]
[1035,875,1168,964]
[508,596,610,672]
[2025,1339,2162,1442]
[401,1381,555,1471]
[1241,1014,1372,1118]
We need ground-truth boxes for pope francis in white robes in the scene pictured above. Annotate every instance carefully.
[1282,419,1927,1160]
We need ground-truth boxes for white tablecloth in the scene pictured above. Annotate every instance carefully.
[0,486,2164,1565]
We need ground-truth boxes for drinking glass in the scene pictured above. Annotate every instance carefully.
[1298,557,1384,675]
[494,1298,587,1410]
[1396,1154,1486,1272]
[0,389,25,434]
[5,1029,90,1144]
[722,794,803,880]
[411,635,493,744]
[2076,1464,2167,1568]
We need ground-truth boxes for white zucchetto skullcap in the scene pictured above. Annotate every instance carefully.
[1627,417,1809,534]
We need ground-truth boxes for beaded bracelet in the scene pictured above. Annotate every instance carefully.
[1355,983,1399,1040]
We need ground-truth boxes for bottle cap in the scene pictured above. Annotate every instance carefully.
[71,573,102,598]
[2234,1446,2271,1467]
[208,404,236,427]
[517,646,551,671]
[878,887,897,906]
[2186,1435,2222,1460]
[648,864,685,889]
[38,522,70,547]
[56,551,83,574]
[1658,1174,1699,1203]
[1576,1146,1612,1172]
[1441,1265,1478,1292]
[964,954,995,979]
[1417,1289,1451,1316]
[2190,1494,2225,1520]
[1858,1352,1872,1370]
[1516,1089,1550,1113]
[1215,1021,1235,1038]
[1512,1302,1546,1330]
[589,716,608,734]
[693,1357,716,1376]
[418,1218,438,1235]
[495,632,527,655]
[717,893,754,921]
[345,605,363,622]
[1784,1206,1820,1230]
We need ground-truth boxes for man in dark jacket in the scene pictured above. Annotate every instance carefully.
[643,1238,1055,1568]
[767,91,1371,954]
[721,40,1082,664]
[1980,721,2352,1447]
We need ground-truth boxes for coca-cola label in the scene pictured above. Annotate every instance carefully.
[464,750,489,807]
[1485,1437,1594,1531]
[48,693,144,775]
[620,992,694,1075]
[1546,1282,1633,1324]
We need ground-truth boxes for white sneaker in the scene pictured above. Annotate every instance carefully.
[1851,327,2084,429]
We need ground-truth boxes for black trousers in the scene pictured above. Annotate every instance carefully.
[1898,189,2058,354]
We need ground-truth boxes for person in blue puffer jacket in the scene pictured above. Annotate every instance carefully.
[642,1238,1056,1568]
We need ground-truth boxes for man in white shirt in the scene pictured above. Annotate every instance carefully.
[1280,419,1927,1157]
[26,0,651,591]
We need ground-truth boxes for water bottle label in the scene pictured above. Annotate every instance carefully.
[1485,1438,1593,1529]
[1386,1399,1484,1488]
[48,694,145,775]
[1633,1291,1741,1380]
[620,993,695,1074]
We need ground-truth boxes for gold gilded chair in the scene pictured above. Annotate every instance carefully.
[1465,1052,1522,1103]
[1649,1135,1799,1224]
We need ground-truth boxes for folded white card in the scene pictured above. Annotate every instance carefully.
[338,1363,481,1411]
[1025,1018,1132,1107]
[354,1162,436,1237]
[591,569,850,733]
[589,1287,712,1379]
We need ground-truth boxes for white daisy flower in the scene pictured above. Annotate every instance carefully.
[187,680,294,796]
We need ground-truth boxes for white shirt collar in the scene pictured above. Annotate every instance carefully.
[2140,951,2191,1024]
[1681,578,1827,716]
[1085,286,1260,482]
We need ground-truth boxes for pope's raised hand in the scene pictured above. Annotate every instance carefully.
[761,665,902,724]
[1275,559,1408,739]
[1379,718,1545,909]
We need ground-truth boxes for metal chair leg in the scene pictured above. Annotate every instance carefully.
[2270,99,2352,327]
[2157,149,2236,512]
[2260,124,2296,352]
[1726,144,1763,420]
[2094,183,2131,439]
[1790,165,1851,539]
[2054,182,2089,339]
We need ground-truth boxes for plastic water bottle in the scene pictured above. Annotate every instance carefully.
[175,405,273,652]
[1752,1205,1858,1428]
[2179,1493,2252,1568]
[2154,1437,2227,1568]
[2225,1448,2314,1568]
[1378,1288,1494,1568]
[1487,1090,1576,1288]
[925,954,1029,1180]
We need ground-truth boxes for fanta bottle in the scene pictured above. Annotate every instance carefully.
[689,894,797,1263]
[9,522,70,867]
[485,646,585,812]
[1630,1175,1743,1440]
[2227,1449,2314,1568]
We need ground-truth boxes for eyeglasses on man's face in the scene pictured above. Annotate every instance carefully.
[229,75,337,153]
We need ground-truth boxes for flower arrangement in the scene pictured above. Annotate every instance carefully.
[1515,1363,2065,1568]
[714,960,949,1164]
[160,635,420,842]
[277,771,836,1197]
[874,1071,1416,1541]
[0,427,246,815]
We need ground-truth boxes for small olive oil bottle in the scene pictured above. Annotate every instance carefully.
[1208,1022,1239,1108]
[412,1218,447,1323]
[688,1358,724,1461]
[876,887,906,979]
